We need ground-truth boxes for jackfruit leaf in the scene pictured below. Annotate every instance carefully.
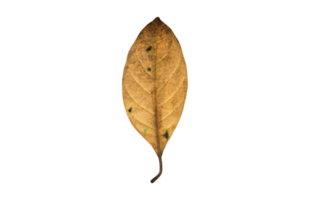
[120,16,190,184]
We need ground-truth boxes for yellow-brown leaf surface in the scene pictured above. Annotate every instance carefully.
[122,17,188,183]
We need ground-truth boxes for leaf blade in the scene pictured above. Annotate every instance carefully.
[122,17,188,182]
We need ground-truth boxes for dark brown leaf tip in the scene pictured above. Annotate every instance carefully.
[128,107,132,113]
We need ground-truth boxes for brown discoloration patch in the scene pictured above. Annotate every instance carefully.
[146,46,152,53]
[162,130,169,139]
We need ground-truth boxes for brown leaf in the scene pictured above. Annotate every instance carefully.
[122,17,188,183]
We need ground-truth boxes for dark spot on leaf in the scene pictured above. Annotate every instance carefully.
[128,107,132,113]
[146,46,152,53]
[147,67,151,72]
[162,130,169,139]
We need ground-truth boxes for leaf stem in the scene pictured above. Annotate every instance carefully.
[148,156,165,184]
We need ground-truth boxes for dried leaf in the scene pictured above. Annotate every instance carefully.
[122,17,188,183]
